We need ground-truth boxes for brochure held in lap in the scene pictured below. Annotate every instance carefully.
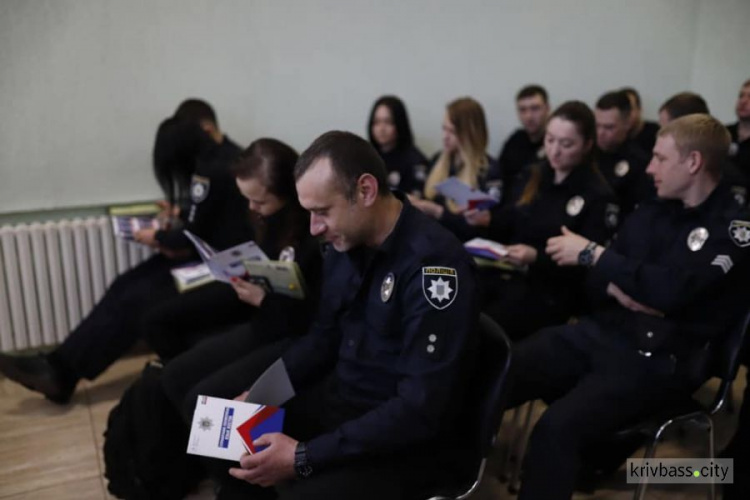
[187,396,285,461]
[434,177,498,210]
[184,230,269,282]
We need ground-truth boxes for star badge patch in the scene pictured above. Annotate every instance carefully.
[422,267,458,310]
[729,220,750,248]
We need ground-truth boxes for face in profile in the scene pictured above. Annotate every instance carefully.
[235,177,287,218]
[544,117,590,173]
[647,134,692,200]
[595,108,630,152]
[736,84,750,121]
[442,114,459,154]
[296,158,367,252]
[371,105,398,151]
[516,95,549,137]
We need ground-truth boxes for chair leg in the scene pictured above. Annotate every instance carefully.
[499,406,523,482]
[705,415,715,500]
[633,423,669,500]
[509,400,536,494]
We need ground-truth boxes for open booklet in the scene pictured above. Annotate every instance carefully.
[434,177,499,210]
[172,231,306,298]
[109,204,163,243]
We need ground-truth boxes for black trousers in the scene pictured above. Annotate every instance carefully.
[53,254,179,379]
[142,281,252,360]
[509,319,706,500]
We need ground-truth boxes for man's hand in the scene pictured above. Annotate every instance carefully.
[607,283,664,317]
[230,277,267,307]
[464,209,491,227]
[134,228,159,248]
[546,226,594,266]
[504,244,538,265]
[228,433,298,487]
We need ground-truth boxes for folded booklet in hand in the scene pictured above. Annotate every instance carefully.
[464,237,508,260]
[184,230,269,283]
[187,396,285,461]
[434,177,498,210]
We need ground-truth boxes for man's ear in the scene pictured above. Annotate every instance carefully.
[357,174,380,207]
[686,150,703,175]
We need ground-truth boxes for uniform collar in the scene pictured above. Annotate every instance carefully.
[541,161,591,192]
[345,191,409,271]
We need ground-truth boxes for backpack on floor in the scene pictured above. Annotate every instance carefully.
[103,360,203,500]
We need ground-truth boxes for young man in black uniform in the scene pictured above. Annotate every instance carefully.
[595,90,653,218]
[0,99,253,404]
[496,85,550,205]
[509,114,750,500]
[217,131,479,500]
[622,86,660,153]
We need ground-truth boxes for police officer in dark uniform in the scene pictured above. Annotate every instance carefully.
[0,100,254,404]
[218,131,479,500]
[595,90,653,218]
[496,85,550,206]
[367,95,429,196]
[622,86,661,154]
[510,114,750,500]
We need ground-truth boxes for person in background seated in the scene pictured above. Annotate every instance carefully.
[622,86,660,154]
[216,131,478,500]
[0,99,253,404]
[458,101,617,340]
[509,114,750,500]
[413,97,500,220]
[658,92,709,126]
[367,95,429,197]
[726,79,750,182]
[497,84,550,206]
[595,89,653,218]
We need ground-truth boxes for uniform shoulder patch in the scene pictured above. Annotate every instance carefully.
[729,220,750,248]
[422,266,458,310]
[190,175,210,203]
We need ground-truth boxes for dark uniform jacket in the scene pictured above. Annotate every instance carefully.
[156,136,253,251]
[590,182,750,355]
[281,193,478,469]
[631,120,660,155]
[379,145,429,196]
[497,129,545,206]
[597,140,653,218]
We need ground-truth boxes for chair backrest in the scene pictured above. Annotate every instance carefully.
[709,307,750,413]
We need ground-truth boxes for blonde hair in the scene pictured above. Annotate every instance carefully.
[658,114,730,179]
[424,97,489,212]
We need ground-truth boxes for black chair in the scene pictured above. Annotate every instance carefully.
[423,313,513,500]
[614,308,750,500]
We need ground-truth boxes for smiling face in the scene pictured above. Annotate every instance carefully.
[235,176,286,217]
[544,117,591,174]
[295,158,370,252]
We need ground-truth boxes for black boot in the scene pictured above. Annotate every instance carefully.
[0,352,77,404]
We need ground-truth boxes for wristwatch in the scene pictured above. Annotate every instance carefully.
[294,442,313,479]
[578,241,598,267]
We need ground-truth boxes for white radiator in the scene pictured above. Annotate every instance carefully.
[0,217,155,352]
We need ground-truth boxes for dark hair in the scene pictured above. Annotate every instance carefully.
[596,90,632,119]
[295,131,389,201]
[367,95,415,152]
[517,85,548,104]
[173,98,218,126]
[518,101,597,206]
[232,138,300,202]
[659,92,710,121]
[152,117,213,207]
[621,87,641,109]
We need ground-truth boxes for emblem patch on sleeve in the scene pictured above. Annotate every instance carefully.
[729,220,750,248]
[422,267,458,310]
[190,175,210,203]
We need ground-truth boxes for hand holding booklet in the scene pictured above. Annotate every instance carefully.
[434,177,498,210]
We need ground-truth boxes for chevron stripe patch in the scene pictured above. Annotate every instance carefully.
[711,255,733,274]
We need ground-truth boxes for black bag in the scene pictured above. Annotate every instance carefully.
[103,360,203,499]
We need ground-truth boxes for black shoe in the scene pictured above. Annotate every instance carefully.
[0,353,76,404]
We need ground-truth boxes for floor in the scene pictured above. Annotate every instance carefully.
[0,353,744,499]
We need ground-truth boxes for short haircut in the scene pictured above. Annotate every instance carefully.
[658,114,730,178]
[173,98,218,126]
[295,131,389,201]
[596,90,632,119]
[367,95,416,151]
[516,84,548,104]
[232,138,300,201]
[742,78,750,88]
[659,92,709,121]
[621,87,642,109]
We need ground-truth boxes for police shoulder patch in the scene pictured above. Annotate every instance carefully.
[190,175,210,203]
[422,266,458,310]
[729,220,750,248]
